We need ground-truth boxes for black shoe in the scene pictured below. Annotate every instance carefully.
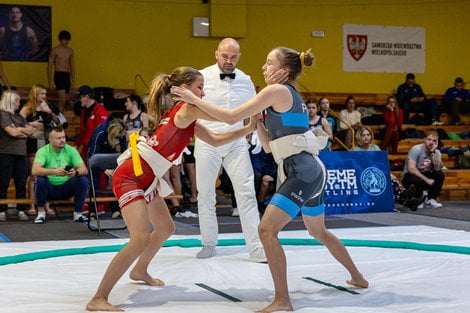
[169,206,180,216]
[403,184,416,199]
[404,197,418,211]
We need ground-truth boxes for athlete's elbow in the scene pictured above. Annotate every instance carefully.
[224,117,239,125]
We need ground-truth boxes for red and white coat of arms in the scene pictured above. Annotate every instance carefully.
[347,34,367,61]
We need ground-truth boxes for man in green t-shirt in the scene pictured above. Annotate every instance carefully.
[32,127,89,224]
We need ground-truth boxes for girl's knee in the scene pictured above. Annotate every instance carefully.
[130,232,151,251]
[258,223,276,240]
[308,228,328,243]
[162,222,175,238]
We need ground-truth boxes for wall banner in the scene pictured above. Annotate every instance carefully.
[343,24,425,73]
[0,4,51,62]
[319,151,394,214]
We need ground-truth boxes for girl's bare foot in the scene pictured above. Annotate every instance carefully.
[347,274,369,288]
[255,300,293,313]
[86,298,123,311]
[129,271,165,286]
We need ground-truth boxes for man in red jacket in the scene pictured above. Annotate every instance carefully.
[75,85,109,162]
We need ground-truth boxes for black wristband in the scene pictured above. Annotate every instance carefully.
[75,170,79,177]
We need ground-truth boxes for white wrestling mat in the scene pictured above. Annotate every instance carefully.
[1,225,469,313]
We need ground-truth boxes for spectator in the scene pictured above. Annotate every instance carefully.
[306,98,333,150]
[337,96,362,149]
[193,38,265,261]
[396,73,441,125]
[402,131,445,209]
[32,126,88,224]
[20,84,64,147]
[47,30,75,111]
[0,90,35,222]
[20,84,65,216]
[390,174,418,210]
[87,117,127,218]
[380,96,404,154]
[75,85,109,162]
[318,97,336,133]
[88,117,126,158]
[163,164,185,215]
[443,77,470,125]
[0,6,39,61]
[123,94,154,139]
[247,132,277,214]
[182,139,198,204]
[352,126,380,151]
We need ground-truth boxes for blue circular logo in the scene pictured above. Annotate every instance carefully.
[360,167,386,196]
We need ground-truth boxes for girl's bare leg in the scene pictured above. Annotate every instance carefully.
[86,199,151,311]
[302,214,368,288]
[129,196,175,285]
[256,204,294,313]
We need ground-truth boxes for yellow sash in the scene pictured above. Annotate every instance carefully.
[129,132,143,176]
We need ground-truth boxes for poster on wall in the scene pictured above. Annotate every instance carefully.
[0,4,51,62]
[343,24,425,73]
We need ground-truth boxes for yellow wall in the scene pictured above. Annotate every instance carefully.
[2,0,469,96]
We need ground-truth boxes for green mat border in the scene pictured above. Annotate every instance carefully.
[1,238,470,266]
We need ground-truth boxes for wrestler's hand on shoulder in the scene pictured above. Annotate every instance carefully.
[266,68,289,85]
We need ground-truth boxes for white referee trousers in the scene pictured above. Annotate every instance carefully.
[195,138,262,253]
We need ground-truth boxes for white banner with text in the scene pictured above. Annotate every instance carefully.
[343,24,425,73]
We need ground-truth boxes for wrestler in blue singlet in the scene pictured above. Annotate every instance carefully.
[264,84,327,218]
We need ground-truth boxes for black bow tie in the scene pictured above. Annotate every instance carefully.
[220,73,236,80]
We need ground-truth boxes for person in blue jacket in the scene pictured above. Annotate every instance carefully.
[443,77,470,125]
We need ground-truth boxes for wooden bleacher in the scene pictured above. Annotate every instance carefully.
[299,92,470,200]
[3,90,468,208]
[2,87,133,213]
[300,91,444,108]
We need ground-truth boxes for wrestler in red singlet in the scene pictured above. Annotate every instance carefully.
[112,101,195,208]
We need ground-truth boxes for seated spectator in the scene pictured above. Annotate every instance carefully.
[32,127,89,224]
[20,84,67,216]
[318,97,336,133]
[396,73,441,125]
[390,174,417,211]
[87,117,127,218]
[0,90,35,222]
[247,132,277,214]
[401,131,445,209]
[123,94,155,139]
[443,77,470,125]
[306,99,333,150]
[380,96,404,154]
[182,139,198,204]
[216,167,238,217]
[164,164,184,214]
[352,126,380,151]
[337,96,362,149]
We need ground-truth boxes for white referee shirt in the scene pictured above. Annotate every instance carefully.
[198,64,256,133]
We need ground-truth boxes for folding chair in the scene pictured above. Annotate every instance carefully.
[87,153,127,235]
